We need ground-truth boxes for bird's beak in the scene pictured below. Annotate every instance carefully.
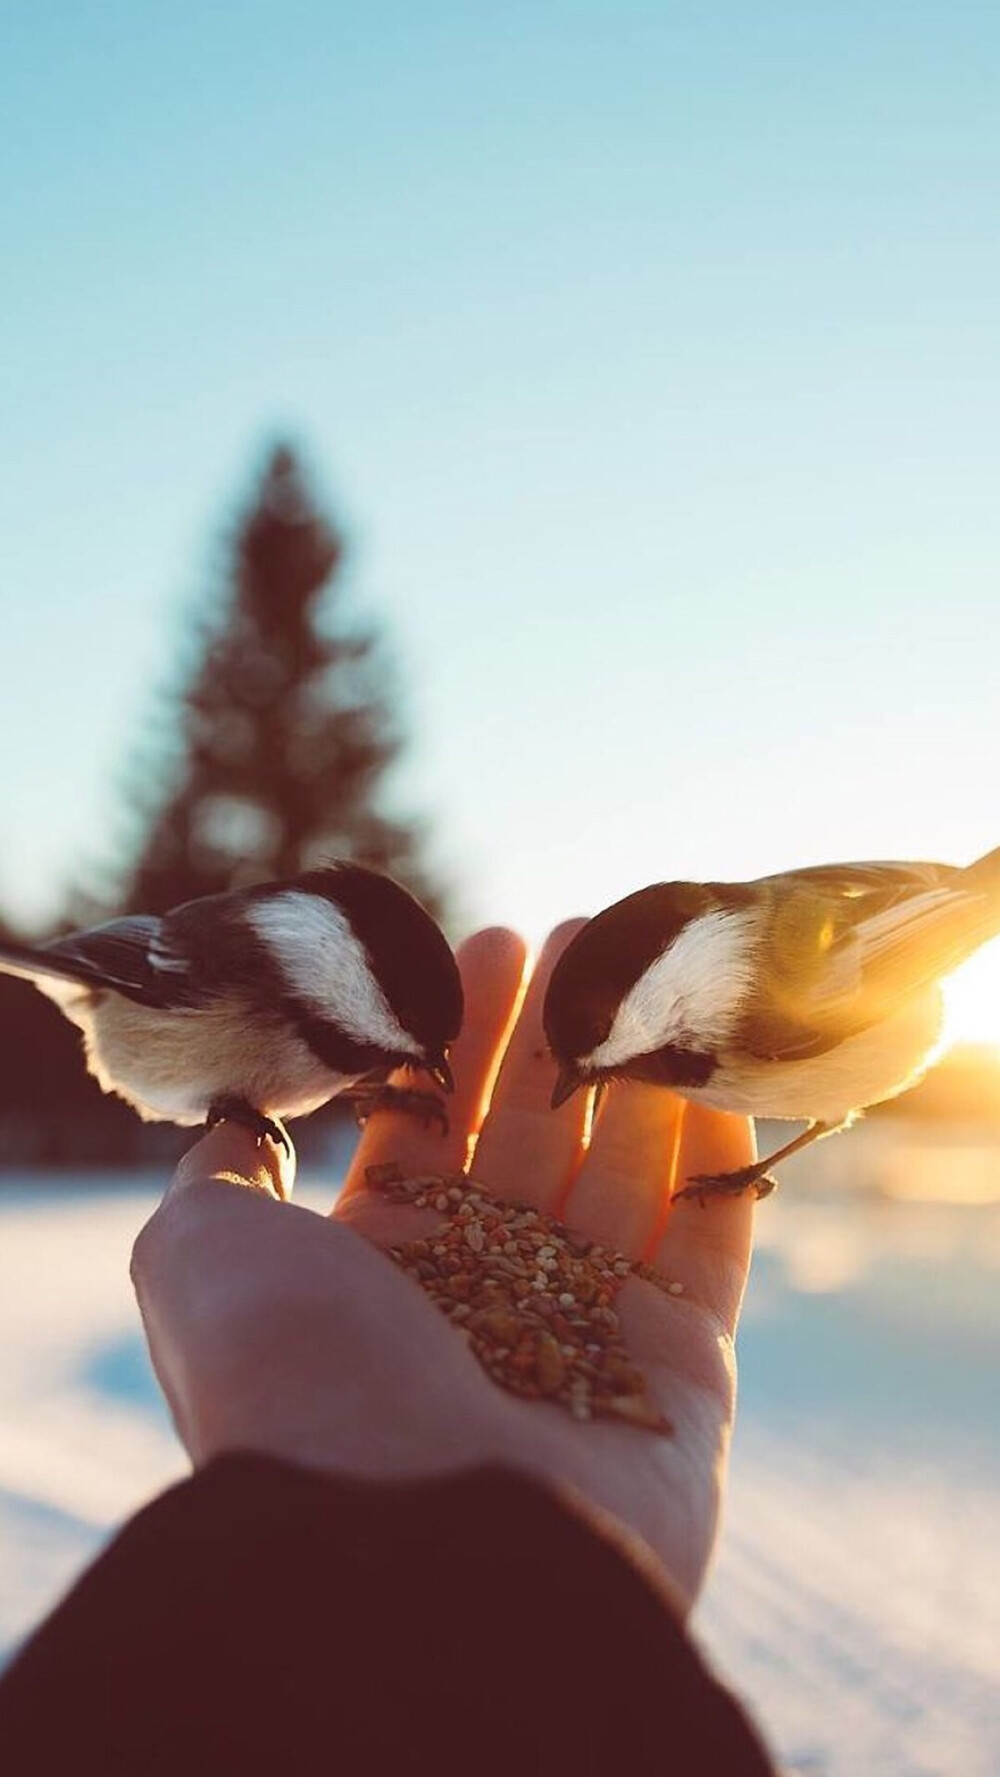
[550,1067,584,1110]
[426,1054,455,1094]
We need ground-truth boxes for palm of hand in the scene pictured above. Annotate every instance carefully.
[334,924,756,1609]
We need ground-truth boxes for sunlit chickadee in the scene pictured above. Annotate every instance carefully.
[544,846,1000,1200]
[0,864,462,1152]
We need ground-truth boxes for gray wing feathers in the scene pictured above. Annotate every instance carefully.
[757,859,959,902]
[0,939,98,1008]
[744,866,1000,1061]
[0,919,200,1008]
[850,884,1000,1000]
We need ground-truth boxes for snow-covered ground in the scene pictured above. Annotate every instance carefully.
[1,1133,998,1776]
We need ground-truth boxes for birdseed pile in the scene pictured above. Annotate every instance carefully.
[366,1164,680,1434]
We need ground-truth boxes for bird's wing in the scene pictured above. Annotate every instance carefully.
[757,858,960,905]
[7,918,205,1009]
[741,862,1000,1061]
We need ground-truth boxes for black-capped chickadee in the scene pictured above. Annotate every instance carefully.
[0,864,462,1151]
[544,846,1000,1200]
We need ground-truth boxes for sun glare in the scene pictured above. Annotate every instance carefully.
[941,936,1000,1052]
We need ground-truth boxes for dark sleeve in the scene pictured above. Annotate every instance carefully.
[0,1453,776,1776]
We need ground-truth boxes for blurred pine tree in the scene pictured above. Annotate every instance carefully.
[0,444,448,1163]
[111,444,443,919]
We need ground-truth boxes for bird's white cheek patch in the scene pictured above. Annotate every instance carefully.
[246,892,416,1054]
[584,911,759,1070]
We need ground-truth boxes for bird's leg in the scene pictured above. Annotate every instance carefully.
[206,1096,292,1158]
[346,1081,449,1135]
[677,1120,841,1205]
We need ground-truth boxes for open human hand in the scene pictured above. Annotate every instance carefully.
[133,924,756,1612]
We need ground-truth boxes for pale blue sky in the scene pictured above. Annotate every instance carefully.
[3,2,1000,1028]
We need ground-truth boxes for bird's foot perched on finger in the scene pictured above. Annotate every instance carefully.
[676,1166,778,1206]
[206,1097,292,1157]
[349,1083,449,1134]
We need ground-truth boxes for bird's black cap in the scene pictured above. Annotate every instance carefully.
[301,864,463,1059]
[543,882,717,1065]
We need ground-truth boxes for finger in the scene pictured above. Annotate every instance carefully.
[167,1122,296,1204]
[470,919,591,1213]
[339,927,528,1206]
[561,1083,687,1259]
[649,1103,757,1333]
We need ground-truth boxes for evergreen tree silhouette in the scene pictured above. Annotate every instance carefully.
[0,447,445,1160]
[118,445,441,918]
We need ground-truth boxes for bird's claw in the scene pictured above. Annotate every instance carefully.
[206,1098,292,1157]
[676,1166,778,1206]
[350,1083,449,1134]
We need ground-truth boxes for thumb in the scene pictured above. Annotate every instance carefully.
[168,1122,296,1204]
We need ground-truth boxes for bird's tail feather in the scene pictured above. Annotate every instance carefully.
[0,940,94,1002]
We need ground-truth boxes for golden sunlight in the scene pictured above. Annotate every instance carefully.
[941,935,1000,1052]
